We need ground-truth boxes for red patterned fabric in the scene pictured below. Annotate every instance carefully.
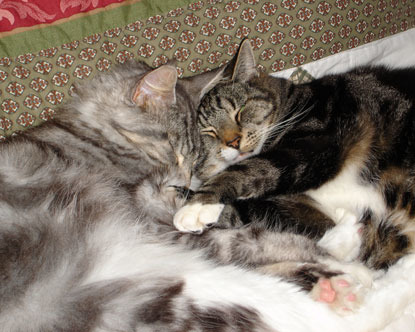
[0,0,124,32]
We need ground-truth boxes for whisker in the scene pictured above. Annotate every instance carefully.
[269,103,314,136]
[249,101,315,147]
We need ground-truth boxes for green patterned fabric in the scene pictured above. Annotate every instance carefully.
[0,0,414,137]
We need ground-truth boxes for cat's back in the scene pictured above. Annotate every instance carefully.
[0,120,116,189]
[0,124,69,188]
[309,66,415,101]
[348,66,415,97]
[290,66,415,133]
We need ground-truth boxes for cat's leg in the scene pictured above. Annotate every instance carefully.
[317,208,363,262]
[174,157,280,233]
[230,200,363,263]
[255,256,374,316]
[174,195,363,261]
[173,192,335,235]
[175,225,329,267]
[232,195,336,239]
[174,224,374,315]
[171,189,372,316]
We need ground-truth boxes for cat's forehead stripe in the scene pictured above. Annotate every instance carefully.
[226,96,237,110]
[215,95,223,109]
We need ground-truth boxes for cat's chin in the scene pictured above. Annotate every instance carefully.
[222,146,255,164]
[233,151,254,163]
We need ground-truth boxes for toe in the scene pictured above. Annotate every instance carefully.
[319,289,336,303]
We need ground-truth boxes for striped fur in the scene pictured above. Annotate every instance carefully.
[181,40,415,271]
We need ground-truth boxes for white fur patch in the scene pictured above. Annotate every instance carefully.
[344,253,415,331]
[173,202,224,233]
[318,208,362,262]
[306,163,386,222]
[221,147,240,162]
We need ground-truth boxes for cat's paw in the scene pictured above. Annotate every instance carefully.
[311,275,367,316]
[174,203,225,234]
[318,208,362,262]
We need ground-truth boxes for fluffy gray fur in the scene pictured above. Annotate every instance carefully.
[0,61,367,332]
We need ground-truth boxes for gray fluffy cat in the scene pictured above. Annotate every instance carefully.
[1,60,414,332]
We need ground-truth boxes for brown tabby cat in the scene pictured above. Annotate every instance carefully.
[174,40,415,271]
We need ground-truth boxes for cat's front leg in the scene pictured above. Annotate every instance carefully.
[174,158,279,233]
[176,223,374,316]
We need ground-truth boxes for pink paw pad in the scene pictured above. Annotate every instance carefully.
[318,279,336,303]
[346,293,357,302]
[336,279,350,288]
[311,275,364,315]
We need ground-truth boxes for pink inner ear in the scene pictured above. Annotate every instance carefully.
[133,65,177,107]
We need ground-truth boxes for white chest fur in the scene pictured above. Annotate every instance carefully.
[306,162,386,223]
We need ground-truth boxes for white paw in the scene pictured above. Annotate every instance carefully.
[318,208,362,262]
[173,203,225,234]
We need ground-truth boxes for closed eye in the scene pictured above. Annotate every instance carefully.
[235,105,245,124]
[201,127,218,138]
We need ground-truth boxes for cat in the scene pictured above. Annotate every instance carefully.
[1,59,401,332]
[174,39,415,272]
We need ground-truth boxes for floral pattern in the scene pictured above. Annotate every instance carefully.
[60,0,99,13]
[0,0,123,32]
[0,1,56,26]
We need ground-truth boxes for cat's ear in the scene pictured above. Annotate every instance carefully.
[133,65,177,109]
[181,65,228,104]
[179,40,257,104]
[231,39,258,82]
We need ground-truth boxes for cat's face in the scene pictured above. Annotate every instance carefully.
[195,81,275,180]
[193,40,275,180]
[69,61,227,187]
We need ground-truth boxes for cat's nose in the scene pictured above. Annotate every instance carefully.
[226,135,241,149]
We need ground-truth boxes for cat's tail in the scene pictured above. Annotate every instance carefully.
[359,208,415,270]
[359,171,415,270]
